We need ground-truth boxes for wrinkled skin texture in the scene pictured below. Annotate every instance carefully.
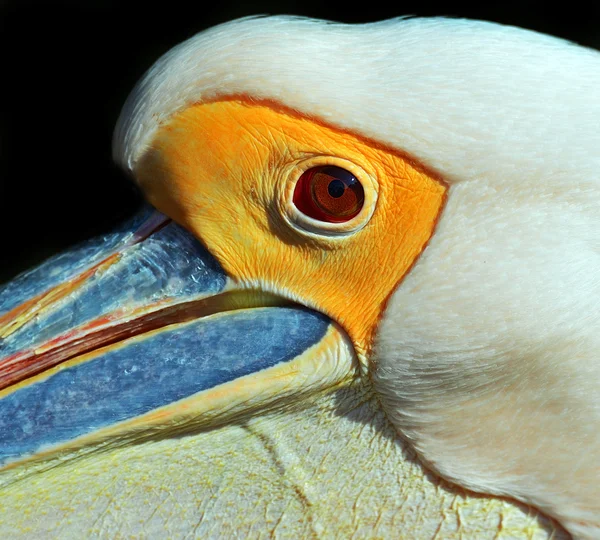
[0,380,566,538]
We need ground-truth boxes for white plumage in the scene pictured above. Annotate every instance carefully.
[115,16,600,538]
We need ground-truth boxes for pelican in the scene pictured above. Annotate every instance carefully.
[0,16,598,539]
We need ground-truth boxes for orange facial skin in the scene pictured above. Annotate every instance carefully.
[137,99,447,362]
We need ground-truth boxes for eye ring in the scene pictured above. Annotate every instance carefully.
[281,157,378,238]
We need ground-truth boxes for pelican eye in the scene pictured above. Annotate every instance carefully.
[293,165,365,223]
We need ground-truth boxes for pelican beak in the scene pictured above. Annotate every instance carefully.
[0,206,355,469]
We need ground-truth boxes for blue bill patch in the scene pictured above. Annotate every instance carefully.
[0,205,157,317]
[0,221,227,356]
[0,307,329,465]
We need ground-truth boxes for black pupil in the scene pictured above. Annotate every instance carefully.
[327,179,346,198]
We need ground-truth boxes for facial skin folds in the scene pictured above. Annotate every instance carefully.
[136,99,447,362]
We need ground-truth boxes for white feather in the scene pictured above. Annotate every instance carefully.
[374,175,600,538]
[114,16,600,190]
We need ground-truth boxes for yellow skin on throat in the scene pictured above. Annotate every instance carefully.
[0,378,566,538]
[138,99,447,361]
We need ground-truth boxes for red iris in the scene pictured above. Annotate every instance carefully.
[292,166,365,223]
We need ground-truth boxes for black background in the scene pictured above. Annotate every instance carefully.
[1,1,598,283]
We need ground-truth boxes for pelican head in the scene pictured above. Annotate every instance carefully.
[1,16,598,539]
